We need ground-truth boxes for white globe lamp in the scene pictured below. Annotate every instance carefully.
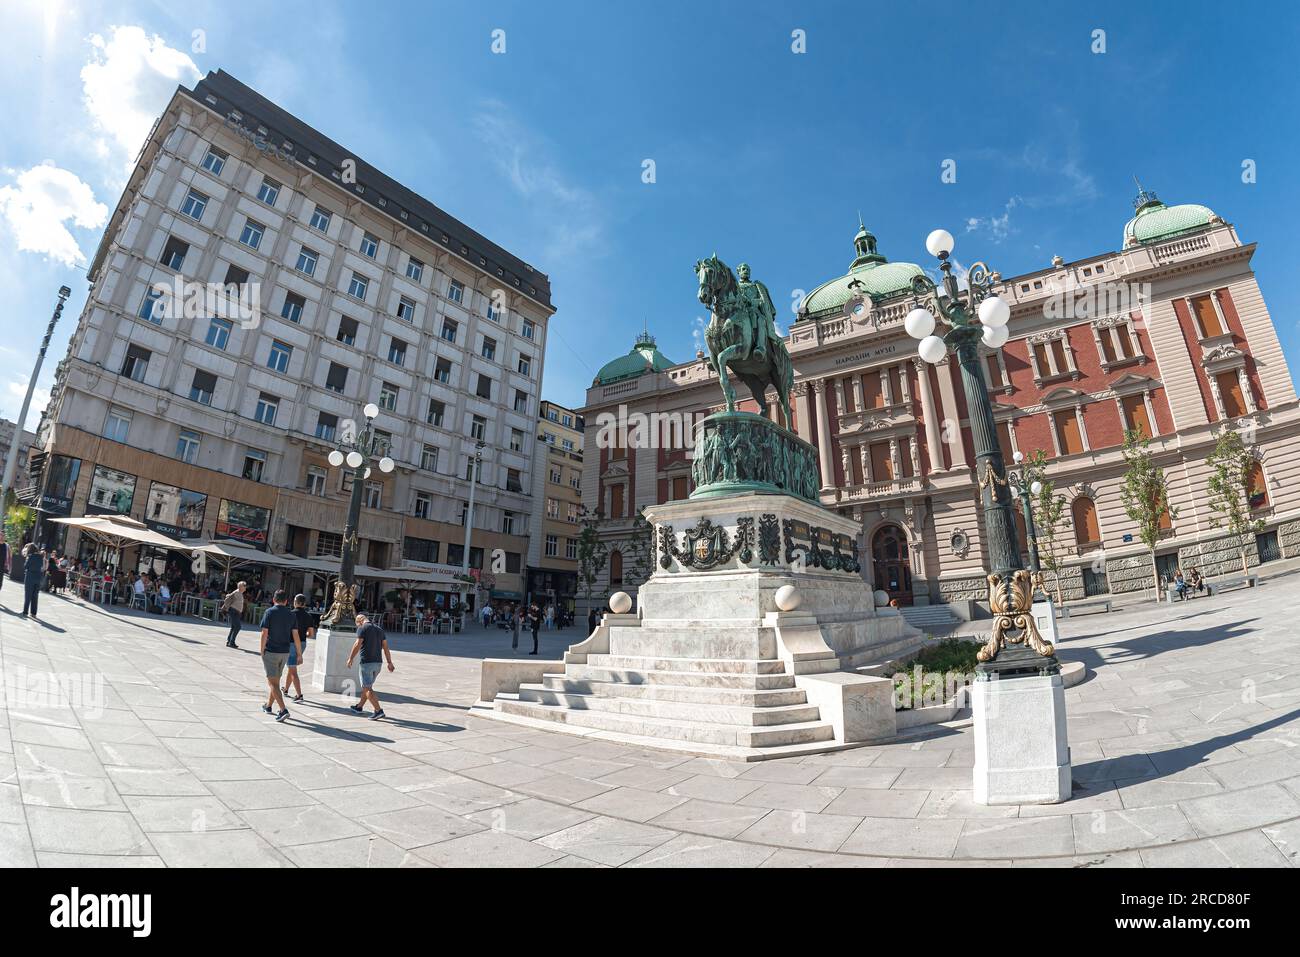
[977,295,1010,328]
[379,457,395,473]
[982,323,1010,349]
[1030,480,1043,496]
[363,402,380,419]
[1013,450,1024,464]
[918,335,947,364]
[327,450,344,468]
[925,228,955,259]
[904,307,936,340]
[345,450,363,469]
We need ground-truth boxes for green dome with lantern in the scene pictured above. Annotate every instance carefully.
[799,223,926,320]
[593,330,675,386]
[1123,182,1221,247]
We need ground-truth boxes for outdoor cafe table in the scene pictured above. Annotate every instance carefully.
[182,594,201,616]
[198,597,218,620]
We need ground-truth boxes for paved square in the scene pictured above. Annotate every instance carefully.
[1,577,1298,867]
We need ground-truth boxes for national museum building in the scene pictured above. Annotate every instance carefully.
[27,70,554,608]
[580,189,1300,613]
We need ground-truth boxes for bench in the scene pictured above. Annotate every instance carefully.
[1061,598,1112,618]
[1213,574,1257,594]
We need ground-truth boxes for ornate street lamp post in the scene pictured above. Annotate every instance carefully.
[459,440,486,626]
[1005,450,1043,578]
[906,229,1054,672]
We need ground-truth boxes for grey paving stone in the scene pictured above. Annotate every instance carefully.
[204,778,319,810]
[239,803,369,846]
[359,804,485,849]
[594,764,694,792]
[304,782,423,818]
[737,761,825,785]
[1179,782,1300,836]
[537,816,677,866]
[409,777,521,816]
[838,816,965,858]
[821,787,929,819]
[736,809,862,852]
[510,773,615,806]
[918,790,1020,819]
[105,766,211,797]
[735,782,842,814]
[275,761,371,791]
[465,797,594,840]
[0,822,37,867]
[148,829,292,867]
[25,807,155,855]
[575,786,688,823]
[281,834,435,867]
[1072,804,1198,854]
[624,832,777,868]
[124,795,245,832]
[416,829,566,868]
[954,816,1075,859]
[661,774,764,804]
[1139,829,1293,867]
[1261,818,1300,865]
[36,852,165,867]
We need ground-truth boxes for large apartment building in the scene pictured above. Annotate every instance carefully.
[525,400,585,613]
[32,70,554,608]
[581,188,1300,615]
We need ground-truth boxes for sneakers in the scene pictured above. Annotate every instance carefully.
[292,694,304,703]
[275,709,290,722]
[349,703,365,713]
[261,704,273,715]
[370,709,385,721]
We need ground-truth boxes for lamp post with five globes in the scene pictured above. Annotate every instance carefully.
[325,402,395,610]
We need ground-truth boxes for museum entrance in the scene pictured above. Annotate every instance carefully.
[872,524,913,606]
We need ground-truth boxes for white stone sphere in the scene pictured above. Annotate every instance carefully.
[774,585,801,612]
[904,307,935,340]
[978,295,1010,328]
[873,589,890,608]
[609,591,632,614]
[918,335,947,364]
[981,323,1010,349]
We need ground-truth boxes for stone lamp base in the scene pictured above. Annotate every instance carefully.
[972,667,1072,805]
[312,626,361,695]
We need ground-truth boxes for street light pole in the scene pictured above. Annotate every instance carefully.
[1006,450,1043,576]
[460,441,485,621]
[1,286,70,511]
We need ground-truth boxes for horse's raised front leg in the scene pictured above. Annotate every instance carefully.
[715,344,743,411]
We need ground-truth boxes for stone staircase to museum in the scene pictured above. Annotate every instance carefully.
[899,604,961,637]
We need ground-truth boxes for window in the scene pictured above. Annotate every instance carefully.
[406,257,424,282]
[372,430,392,458]
[550,467,562,484]
[138,288,163,323]
[1072,497,1101,548]
[420,444,439,471]
[610,484,625,518]
[561,414,573,428]
[546,497,560,519]
[609,549,624,585]
[104,408,131,444]
[513,390,528,413]
[379,381,399,411]
[316,532,343,558]
[315,412,338,441]
[522,318,535,340]
[281,292,305,324]
[254,392,279,425]
[545,535,558,558]
[348,272,369,301]
[242,450,266,482]
[413,493,431,519]
[360,231,379,258]
[1192,295,1225,339]
[448,279,464,303]
[176,429,200,464]
[1121,394,1153,439]
[502,511,516,535]
[181,188,208,221]
[507,468,523,493]
[547,408,559,422]
[487,300,503,322]
[671,476,688,500]
[870,442,893,481]
[224,264,250,289]
[267,340,292,373]
[517,353,532,377]
[325,362,348,393]
[306,466,327,496]
[986,355,1004,390]
[434,358,452,384]
[570,472,581,491]
[296,246,318,276]
[201,147,226,175]
[336,316,358,346]
[440,319,458,344]
[565,538,578,560]
[396,296,416,323]
[561,438,574,452]
[475,375,492,400]
[257,178,280,206]
[239,218,265,250]
[121,344,151,382]
[1053,409,1085,456]
[387,337,407,366]
[427,399,446,427]
[465,457,477,481]
[481,336,497,361]
[309,205,332,232]
[205,317,233,350]
[403,537,440,563]
[363,482,382,509]
[189,369,217,406]
[471,415,487,441]
[1247,462,1268,510]
[510,429,524,452]
[160,236,189,270]
[1216,371,1248,419]
[567,503,578,524]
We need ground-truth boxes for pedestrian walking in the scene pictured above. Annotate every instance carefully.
[346,613,394,720]
[284,593,314,703]
[511,605,522,650]
[220,580,247,648]
[587,606,599,635]
[257,589,299,722]
[528,602,541,655]
[21,543,45,619]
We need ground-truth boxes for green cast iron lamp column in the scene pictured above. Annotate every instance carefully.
[325,402,395,617]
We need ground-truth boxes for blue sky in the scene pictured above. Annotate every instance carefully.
[2,0,1299,424]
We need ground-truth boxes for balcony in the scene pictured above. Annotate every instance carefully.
[830,475,924,503]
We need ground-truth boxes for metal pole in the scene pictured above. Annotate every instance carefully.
[461,443,484,620]
[1,286,70,509]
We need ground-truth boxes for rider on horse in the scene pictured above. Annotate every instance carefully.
[735,262,782,364]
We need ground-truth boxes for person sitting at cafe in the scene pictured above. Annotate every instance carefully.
[1188,567,1211,596]
[153,580,172,614]
[1173,569,1188,600]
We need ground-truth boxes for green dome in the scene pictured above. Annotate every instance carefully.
[1123,185,1219,246]
[801,225,925,319]
[594,331,675,385]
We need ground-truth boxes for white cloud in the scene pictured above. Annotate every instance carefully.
[0,163,107,266]
[7,380,52,418]
[81,25,200,169]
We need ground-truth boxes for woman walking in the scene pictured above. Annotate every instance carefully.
[21,543,45,619]
[220,580,248,648]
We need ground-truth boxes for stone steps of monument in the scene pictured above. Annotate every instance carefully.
[585,653,786,675]
[494,696,835,748]
[608,630,776,661]
[539,674,809,707]
[516,684,821,726]
[899,605,961,635]
[566,663,796,690]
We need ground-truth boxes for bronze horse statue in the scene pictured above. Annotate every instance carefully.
[695,254,794,428]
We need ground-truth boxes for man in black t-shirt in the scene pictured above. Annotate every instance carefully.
[283,594,314,703]
[258,590,301,722]
[346,613,394,720]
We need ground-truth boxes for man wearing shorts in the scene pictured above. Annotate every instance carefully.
[258,589,301,722]
[283,593,314,703]
[345,613,394,720]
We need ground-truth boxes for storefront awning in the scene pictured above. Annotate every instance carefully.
[49,514,188,551]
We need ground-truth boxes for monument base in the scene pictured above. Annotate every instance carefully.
[312,625,361,695]
[972,671,1072,805]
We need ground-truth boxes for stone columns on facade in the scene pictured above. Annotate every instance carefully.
[913,358,945,475]
[934,357,968,469]
[793,382,812,444]
[851,375,865,412]
[812,380,835,491]
[859,445,871,485]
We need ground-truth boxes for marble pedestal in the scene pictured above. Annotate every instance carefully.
[972,671,1071,805]
[312,626,361,695]
[1031,598,1060,647]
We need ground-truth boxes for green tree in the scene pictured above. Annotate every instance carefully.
[1022,449,1071,604]
[1204,429,1263,577]
[3,488,35,547]
[575,505,607,609]
[622,507,655,588]
[1118,429,1178,599]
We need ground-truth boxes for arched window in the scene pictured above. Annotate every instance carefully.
[1072,497,1101,548]
[609,550,624,586]
[1247,462,1268,510]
